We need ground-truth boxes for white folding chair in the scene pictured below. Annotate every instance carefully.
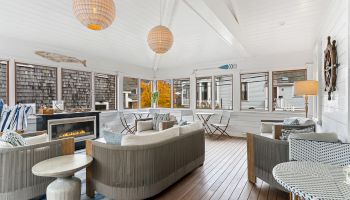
[118,112,135,134]
[210,111,231,138]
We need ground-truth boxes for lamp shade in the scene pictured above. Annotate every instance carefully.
[147,25,174,54]
[294,80,318,96]
[73,0,116,31]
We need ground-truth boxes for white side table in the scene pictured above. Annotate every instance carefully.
[273,161,350,200]
[32,154,93,200]
[196,112,215,134]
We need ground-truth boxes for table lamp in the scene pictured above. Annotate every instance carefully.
[294,80,318,118]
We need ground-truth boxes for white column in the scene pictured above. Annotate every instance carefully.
[190,74,196,110]
[117,73,124,110]
[232,71,240,112]
[8,58,15,106]
[91,72,95,111]
[57,67,62,101]
[268,71,273,112]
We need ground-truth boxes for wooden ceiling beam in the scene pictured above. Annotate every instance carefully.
[183,0,249,57]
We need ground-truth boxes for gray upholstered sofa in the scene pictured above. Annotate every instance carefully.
[85,128,205,199]
[0,136,74,200]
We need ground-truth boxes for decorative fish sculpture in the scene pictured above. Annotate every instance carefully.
[35,51,87,67]
[218,64,237,70]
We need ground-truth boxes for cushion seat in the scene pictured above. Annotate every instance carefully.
[135,130,158,135]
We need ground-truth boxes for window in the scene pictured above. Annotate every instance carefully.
[173,78,190,108]
[156,80,171,108]
[140,79,153,108]
[214,75,233,110]
[0,61,8,103]
[272,69,307,111]
[94,73,116,110]
[123,77,138,109]
[196,77,212,109]
[62,69,92,110]
[240,72,269,111]
[16,63,57,111]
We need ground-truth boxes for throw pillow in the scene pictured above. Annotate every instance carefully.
[152,113,170,131]
[280,126,315,140]
[283,118,300,126]
[24,133,49,146]
[178,120,188,126]
[1,130,26,146]
[0,139,13,148]
[179,122,203,135]
[103,129,123,145]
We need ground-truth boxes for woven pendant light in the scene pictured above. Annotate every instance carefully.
[147,25,174,54]
[147,0,174,54]
[73,0,116,31]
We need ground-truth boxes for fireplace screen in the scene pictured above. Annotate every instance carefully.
[48,116,96,142]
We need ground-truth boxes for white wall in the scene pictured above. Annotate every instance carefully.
[314,0,349,142]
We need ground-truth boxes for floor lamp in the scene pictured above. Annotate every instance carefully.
[294,80,318,118]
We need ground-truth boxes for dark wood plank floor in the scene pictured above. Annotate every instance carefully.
[78,136,289,200]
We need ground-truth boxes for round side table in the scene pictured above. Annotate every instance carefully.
[32,154,93,200]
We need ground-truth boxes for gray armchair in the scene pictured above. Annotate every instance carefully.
[0,137,74,200]
[247,133,289,191]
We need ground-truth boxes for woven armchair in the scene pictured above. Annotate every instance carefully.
[247,133,289,191]
[85,129,205,199]
[0,137,74,200]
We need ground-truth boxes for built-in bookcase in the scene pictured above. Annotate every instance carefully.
[62,69,92,109]
[15,63,57,109]
[0,61,8,103]
[94,73,116,110]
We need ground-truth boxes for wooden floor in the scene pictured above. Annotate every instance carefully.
[78,136,289,200]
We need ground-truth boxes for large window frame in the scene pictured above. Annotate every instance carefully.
[15,62,58,111]
[240,72,269,111]
[272,69,307,112]
[140,79,153,108]
[156,80,172,108]
[94,73,117,110]
[214,75,233,110]
[173,78,190,109]
[0,60,8,104]
[123,76,139,109]
[196,76,213,109]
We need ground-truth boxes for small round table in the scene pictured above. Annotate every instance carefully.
[196,112,215,134]
[273,161,350,200]
[32,154,93,200]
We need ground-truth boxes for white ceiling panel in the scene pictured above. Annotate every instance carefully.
[0,0,329,71]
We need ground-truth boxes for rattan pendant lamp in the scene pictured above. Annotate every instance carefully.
[73,0,116,31]
[147,0,174,54]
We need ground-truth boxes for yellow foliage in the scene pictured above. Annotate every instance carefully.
[141,81,152,108]
[157,80,171,108]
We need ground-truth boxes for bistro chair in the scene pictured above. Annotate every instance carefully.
[210,111,231,138]
[118,111,135,134]
[180,110,195,123]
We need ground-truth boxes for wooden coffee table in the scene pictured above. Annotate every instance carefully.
[32,154,93,200]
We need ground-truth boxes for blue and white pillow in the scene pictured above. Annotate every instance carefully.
[0,105,32,132]
[1,129,26,146]
[103,129,123,145]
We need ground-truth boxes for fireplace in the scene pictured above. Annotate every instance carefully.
[48,116,97,142]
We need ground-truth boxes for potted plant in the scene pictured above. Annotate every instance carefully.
[151,91,159,108]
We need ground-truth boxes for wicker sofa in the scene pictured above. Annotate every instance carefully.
[0,137,74,200]
[85,128,205,199]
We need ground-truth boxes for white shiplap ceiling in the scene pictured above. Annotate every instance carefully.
[0,0,328,71]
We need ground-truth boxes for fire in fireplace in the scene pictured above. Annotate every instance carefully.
[48,116,97,142]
